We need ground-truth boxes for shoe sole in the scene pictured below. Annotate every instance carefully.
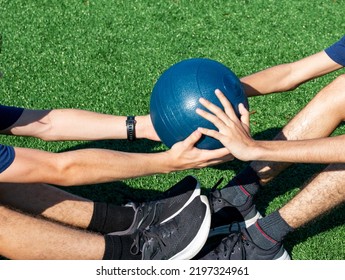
[275,249,291,260]
[208,211,262,237]
[169,195,211,260]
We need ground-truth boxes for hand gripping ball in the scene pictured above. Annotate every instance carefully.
[150,58,248,150]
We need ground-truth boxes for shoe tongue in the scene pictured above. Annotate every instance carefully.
[211,188,222,198]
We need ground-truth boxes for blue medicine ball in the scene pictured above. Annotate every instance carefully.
[150,58,248,150]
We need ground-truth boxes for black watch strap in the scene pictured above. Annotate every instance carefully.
[126,116,136,141]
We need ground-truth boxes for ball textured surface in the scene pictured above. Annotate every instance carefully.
[150,58,248,149]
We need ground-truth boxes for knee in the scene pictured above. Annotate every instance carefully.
[327,74,345,118]
[321,74,345,104]
[333,74,345,86]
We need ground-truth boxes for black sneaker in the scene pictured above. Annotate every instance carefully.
[113,176,201,235]
[130,195,211,260]
[197,227,290,260]
[208,179,262,237]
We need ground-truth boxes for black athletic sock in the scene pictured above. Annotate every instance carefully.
[103,235,141,260]
[87,202,135,234]
[247,211,294,250]
[220,165,261,207]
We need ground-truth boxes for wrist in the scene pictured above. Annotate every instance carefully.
[134,115,159,141]
[151,151,175,174]
[248,140,270,161]
[133,115,145,139]
[236,140,264,162]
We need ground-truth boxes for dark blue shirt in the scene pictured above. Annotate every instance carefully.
[0,104,24,130]
[0,144,15,173]
[325,35,345,66]
[0,104,23,173]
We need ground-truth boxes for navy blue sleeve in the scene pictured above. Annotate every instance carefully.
[0,104,24,130]
[324,35,345,66]
[0,144,15,173]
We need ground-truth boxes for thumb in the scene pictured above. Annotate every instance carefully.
[239,103,250,135]
[182,130,202,147]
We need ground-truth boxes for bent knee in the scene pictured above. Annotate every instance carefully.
[332,74,345,85]
[320,74,345,103]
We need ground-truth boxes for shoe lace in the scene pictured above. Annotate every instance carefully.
[130,218,177,256]
[212,225,249,260]
[136,201,164,230]
[211,177,224,192]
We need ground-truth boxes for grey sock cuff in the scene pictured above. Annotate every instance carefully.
[258,211,294,242]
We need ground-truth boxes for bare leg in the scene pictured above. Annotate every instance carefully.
[279,163,345,228]
[251,75,345,184]
[0,205,104,259]
[0,183,93,229]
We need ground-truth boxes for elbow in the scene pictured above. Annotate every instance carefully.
[35,120,59,141]
[45,154,77,187]
[277,63,302,92]
[24,110,59,141]
[36,128,56,142]
[32,110,67,142]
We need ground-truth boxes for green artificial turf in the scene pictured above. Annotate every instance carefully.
[0,0,344,260]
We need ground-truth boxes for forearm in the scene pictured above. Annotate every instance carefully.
[0,147,173,186]
[251,135,345,164]
[241,51,342,97]
[55,149,174,185]
[42,109,127,140]
[241,63,296,97]
[8,109,153,141]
